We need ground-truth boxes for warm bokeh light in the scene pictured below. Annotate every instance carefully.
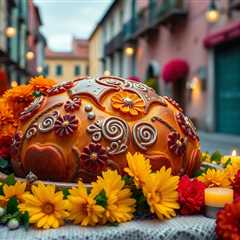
[189,76,199,91]
[26,51,35,60]
[232,150,237,156]
[11,80,18,88]
[5,26,16,38]
[103,70,111,76]
[37,66,43,73]
[206,9,220,23]
[125,47,134,56]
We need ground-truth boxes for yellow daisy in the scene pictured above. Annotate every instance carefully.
[0,181,26,207]
[91,170,136,223]
[225,161,240,183]
[201,152,211,163]
[19,183,68,229]
[143,167,179,220]
[198,169,230,187]
[124,152,152,188]
[67,181,105,226]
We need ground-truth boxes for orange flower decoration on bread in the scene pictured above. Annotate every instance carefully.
[30,76,56,94]
[111,91,144,116]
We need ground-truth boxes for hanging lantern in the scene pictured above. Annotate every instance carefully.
[162,59,189,83]
[206,0,220,23]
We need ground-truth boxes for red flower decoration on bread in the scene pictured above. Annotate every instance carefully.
[54,114,78,136]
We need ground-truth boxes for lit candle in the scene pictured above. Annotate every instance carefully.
[204,187,233,218]
[221,150,240,165]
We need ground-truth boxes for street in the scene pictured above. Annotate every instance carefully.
[199,131,240,154]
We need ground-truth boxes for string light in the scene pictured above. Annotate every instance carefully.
[11,81,18,88]
[125,47,134,56]
[26,51,35,60]
[5,27,16,38]
[103,70,111,76]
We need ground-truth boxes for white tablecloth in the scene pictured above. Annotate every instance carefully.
[0,216,216,240]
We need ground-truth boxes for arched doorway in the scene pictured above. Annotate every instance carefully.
[144,60,160,93]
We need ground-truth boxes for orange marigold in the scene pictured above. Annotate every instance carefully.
[111,91,145,116]
[30,76,56,94]
[2,84,33,117]
[0,99,18,137]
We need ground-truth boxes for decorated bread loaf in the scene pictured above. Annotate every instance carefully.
[11,76,201,183]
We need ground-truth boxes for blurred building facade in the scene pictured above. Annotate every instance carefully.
[89,0,240,135]
[0,0,46,94]
[45,38,89,82]
[89,26,102,77]
[28,0,46,77]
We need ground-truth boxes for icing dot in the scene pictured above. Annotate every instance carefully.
[88,112,95,120]
[85,104,92,112]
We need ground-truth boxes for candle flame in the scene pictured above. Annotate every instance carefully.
[232,150,237,156]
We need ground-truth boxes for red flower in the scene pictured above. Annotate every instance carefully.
[216,201,240,239]
[0,136,12,158]
[80,143,108,173]
[232,170,240,201]
[167,131,186,156]
[162,59,189,83]
[64,96,81,112]
[54,114,78,136]
[178,175,206,215]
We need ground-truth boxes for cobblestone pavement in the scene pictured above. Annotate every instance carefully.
[199,131,240,154]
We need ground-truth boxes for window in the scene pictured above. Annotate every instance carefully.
[44,65,49,76]
[55,64,63,76]
[74,65,81,76]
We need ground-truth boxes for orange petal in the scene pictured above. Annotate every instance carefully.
[129,108,138,116]
[120,106,130,113]
[112,102,122,109]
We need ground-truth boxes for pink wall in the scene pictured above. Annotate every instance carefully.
[135,1,212,127]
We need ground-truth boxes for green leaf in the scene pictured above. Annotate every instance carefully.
[5,174,16,186]
[0,213,12,224]
[32,91,42,97]
[122,175,132,186]
[210,151,222,163]
[0,184,4,195]
[107,222,119,227]
[132,188,151,218]
[6,196,18,214]
[95,190,107,208]
[193,169,204,177]
[21,211,29,230]
[62,188,70,199]
[0,158,8,169]
[223,158,232,168]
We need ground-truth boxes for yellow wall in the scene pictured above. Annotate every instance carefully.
[46,58,89,82]
[89,27,102,77]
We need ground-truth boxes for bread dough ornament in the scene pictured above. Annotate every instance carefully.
[11,76,201,183]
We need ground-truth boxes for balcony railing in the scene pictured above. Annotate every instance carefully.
[156,0,188,25]
[229,0,240,10]
[134,0,188,38]
[104,0,188,56]
[123,17,136,42]
[104,30,124,56]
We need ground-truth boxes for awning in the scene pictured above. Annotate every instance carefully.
[204,21,240,48]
